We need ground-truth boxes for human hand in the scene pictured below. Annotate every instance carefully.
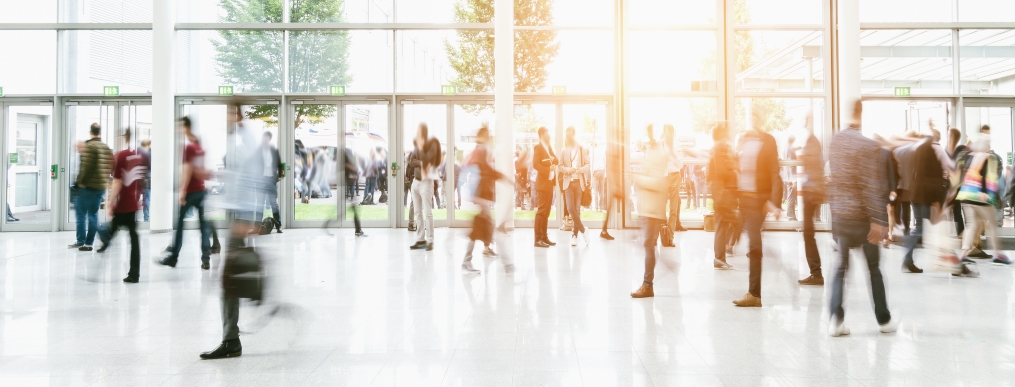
[868,223,886,245]
[179,193,186,206]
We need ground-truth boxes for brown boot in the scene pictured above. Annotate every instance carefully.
[732,292,762,307]
[630,283,654,298]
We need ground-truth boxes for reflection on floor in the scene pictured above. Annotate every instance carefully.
[0,227,1013,386]
[4,210,50,225]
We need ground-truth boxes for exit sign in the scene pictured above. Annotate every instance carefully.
[218,86,234,96]
[103,86,119,96]
[0,87,4,97]
[330,85,346,96]
[441,85,457,95]
[894,87,911,97]
[552,86,566,95]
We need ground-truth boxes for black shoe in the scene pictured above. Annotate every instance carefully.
[535,241,550,248]
[902,263,923,273]
[164,245,173,253]
[200,339,242,360]
[123,276,139,283]
[410,241,427,250]
[201,262,210,270]
[78,245,93,252]
[275,228,283,234]
[69,243,84,249]
[426,243,433,252]
[211,244,221,255]
[355,231,367,237]
[968,250,992,259]
[674,226,687,232]
[96,243,109,253]
[157,257,177,268]
[798,275,824,286]
[600,231,615,240]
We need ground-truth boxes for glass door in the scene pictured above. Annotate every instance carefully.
[64,101,115,228]
[2,102,54,231]
[452,103,497,228]
[401,102,450,228]
[561,103,609,230]
[119,101,152,224]
[964,101,1015,228]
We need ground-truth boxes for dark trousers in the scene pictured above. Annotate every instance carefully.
[257,183,280,224]
[666,173,682,229]
[75,187,104,246]
[903,203,930,267]
[893,200,912,234]
[952,202,964,236]
[685,177,697,208]
[742,196,766,297]
[99,211,140,279]
[830,220,891,325]
[170,190,211,263]
[712,186,737,262]
[349,202,362,232]
[534,189,553,241]
[803,192,822,277]
[641,217,664,285]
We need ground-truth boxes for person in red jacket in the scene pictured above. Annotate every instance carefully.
[97,128,147,283]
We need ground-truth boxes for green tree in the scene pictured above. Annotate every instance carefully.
[689,0,789,134]
[445,0,560,128]
[214,0,351,128]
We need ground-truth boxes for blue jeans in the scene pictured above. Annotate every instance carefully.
[75,187,104,246]
[830,220,891,325]
[169,190,211,262]
[564,182,585,236]
[741,196,766,297]
[902,203,930,267]
[142,188,150,222]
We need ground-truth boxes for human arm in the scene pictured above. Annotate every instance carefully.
[107,178,122,218]
[180,162,192,206]
[76,143,95,188]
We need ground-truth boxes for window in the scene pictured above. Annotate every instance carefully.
[859,30,953,96]
[176,30,282,93]
[627,0,717,26]
[735,31,825,93]
[960,30,1015,96]
[60,30,153,94]
[60,0,153,23]
[737,0,822,25]
[526,30,614,93]
[0,1,56,23]
[291,30,393,93]
[859,0,952,23]
[627,31,717,93]
[0,31,57,94]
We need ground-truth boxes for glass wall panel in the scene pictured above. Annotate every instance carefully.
[528,30,614,93]
[346,104,390,222]
[563,104,608,221]
[402,104,447,222]
[859,0,952,23]
[518,0,613,27]
[60,0,152,23]
[512,104,555,221]
[176,30,282,94]
[965,107,1013,170]
[960,0,1015,22]
[397,30,465,93]
[859,30,953,96]
[60,30,153,94]
[959,30,1015,96]
[861,100,950,139]
[627,31,717,93]
[453,104,495,222]
[735,31,825,92]
[179,104,227,221]
[0,1,56,23]
[290,30,392,93]
[294,104,339,222]
[177,0,280,23]
[5,106,53,226]
[342,0,392,23]
[395,0,455,23]
[0,31,57,94]
[737,0,822,25]
[627,0,716,26]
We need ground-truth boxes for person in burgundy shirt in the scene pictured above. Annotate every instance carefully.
[159,116,213,270]
[97,128,147,283]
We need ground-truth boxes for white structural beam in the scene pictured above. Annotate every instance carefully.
[837,0,861,128]
[174,23,493,30]
[494,0,514,229]
[151,0,176,233]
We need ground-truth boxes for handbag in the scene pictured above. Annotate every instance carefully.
[222,247,264,301]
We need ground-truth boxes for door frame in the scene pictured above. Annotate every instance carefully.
[962,97,1015,236]
[1,98,56,232]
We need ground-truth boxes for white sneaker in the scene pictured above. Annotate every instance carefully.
[581,231,590,246]
[829,320,850,337]
[571,236,578,246]
[462,262,481,273]
[879,318,898,333]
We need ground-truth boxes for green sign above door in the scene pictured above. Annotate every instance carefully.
[894,86,911,97]
[441,85,457,95]
[0,87,4,97]
[218,86,234,96]
[9,153,18,164]
[552,86,566,95]
[103,86,119,96]
[330,85,346,96]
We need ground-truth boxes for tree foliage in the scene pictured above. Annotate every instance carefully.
[214,0,351,128]
[445,0,560,123]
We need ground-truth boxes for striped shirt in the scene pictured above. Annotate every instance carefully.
[829,126,888,225]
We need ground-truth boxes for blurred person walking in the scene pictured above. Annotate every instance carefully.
[683,164,697,210]
[559,126,591,247]
[69,123,113,251]
[898,129,952,274]
[461,127,512,273]
[344,147,366,237]
[782,135,799,221]
[798,121,826,285]
[593,142,607,212]
[533,127,558,247]
[954,137,1010,268]
[140,139,152,222]
[948,128,968,237]
[630,126,671,298]
[159,117,213,270]
[96,128,147,283]
[732,107,781,308]
[256,131,283,233]
[404,149,417,231]
[662,124,688,233]
[410,123,441,251]
[708,122,737,270]
[827,99,897,337]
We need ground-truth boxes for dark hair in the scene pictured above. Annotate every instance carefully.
[179,116,192,129]
[419,123,428,139]
[89,123,101,136]
[263,131,272,140]
[123,127,132,142]
[537,126,548,137]
[981,125,991,133]
[477,126,490,139]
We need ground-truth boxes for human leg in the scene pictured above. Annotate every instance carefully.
[829,226,855,326]
[193,191,211,263]
[743,197,765,298]
[960,203,981,256]
[74,189,88,245]
[124,212,140,279]
[168,200,191,261]
[862,236,891,325]
[143,188,150,222]
[419,180,434,244]
[565,184,585,236]
[411,180,425,243]
[902,203,927,270]
[84,189,104,246]
[802,193,822,278]
[535,189,552,242]
[785,182,797,220]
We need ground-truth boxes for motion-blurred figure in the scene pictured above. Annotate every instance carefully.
[662,124,687,233]
[140,139,152,222]
[898,128,951,274]
[96,128,146,283]
[683,164,697,210]
[159,117,212,270]
[256,131,283,233]
[405,149,418,232]
[948,128,967,236]
[533,127,557,248]
[828,99,897,337]
[630,125,670,298]
[461,127,511,274]
[559,126,590,247]
[798,118,826,285]
[954,136,1010,266]
[708,122,736,270]
[410,123,441,251]
[344,147,366,237]
[732,107,781,308]
[782,135,799,221]
[69,123,112,251]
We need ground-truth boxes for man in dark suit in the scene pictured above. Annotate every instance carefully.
[533,127,557,248]
[257,131,284,233]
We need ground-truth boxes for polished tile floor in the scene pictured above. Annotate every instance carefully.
[1,227,1013,387]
